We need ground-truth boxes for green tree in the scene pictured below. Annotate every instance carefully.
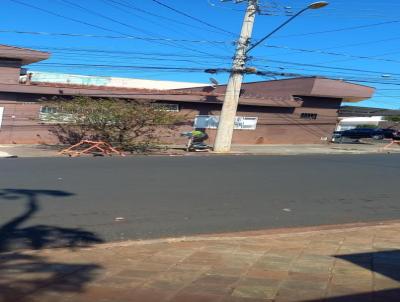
[356,124,379,129]
[43,96,181,152]
[385,115,400,123]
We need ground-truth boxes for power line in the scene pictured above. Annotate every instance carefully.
[33,62,214,72]
[4,27,398,66]
[6,44,232,60]
[9,0,227,59]
[105,0,229,36]
[55,0,226,58]
[3,28,400,66]
[150,0,236,36]
[58,0,157,36]
[260,44,400,64]
[100,0,233,55]
[254,59,400,77]
[273,20,400,39]
[0,29,232,44]
[312,48,400,66]
[11,0,132,37]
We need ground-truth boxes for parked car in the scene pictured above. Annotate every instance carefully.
[332,128,400,143]
[381,128,400,139]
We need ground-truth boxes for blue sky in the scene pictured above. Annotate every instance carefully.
[1,0,400,108]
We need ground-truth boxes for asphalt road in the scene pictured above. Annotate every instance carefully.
[1,154,400,244]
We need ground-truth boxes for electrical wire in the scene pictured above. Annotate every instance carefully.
[150,0,236,37]
[106,0,230,36]
[273,20,400,39]
[9,0,228,60]
[254,59,400,77]
[101,0,233,55]
[0,29,232,44]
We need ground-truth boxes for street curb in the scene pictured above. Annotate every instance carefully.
[12,220,400,256]
[76,219,400,251]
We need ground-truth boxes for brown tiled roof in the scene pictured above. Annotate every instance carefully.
[0,44,50,65]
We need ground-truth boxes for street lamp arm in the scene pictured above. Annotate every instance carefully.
[246,1,328,54]
[246,7,309,54]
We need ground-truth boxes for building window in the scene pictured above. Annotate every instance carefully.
[39,106,74,123]
[40,106,58,114]
[194,115,258,130]
[300,113,318,120]
[152,103,179,112]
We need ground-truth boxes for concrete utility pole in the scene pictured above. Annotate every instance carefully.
[213,0,258,153]
[213,1,328,153]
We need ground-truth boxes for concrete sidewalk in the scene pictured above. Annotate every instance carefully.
[2,221,400,302]
[0,144,61,158]
[230,142,400,155]
[1,141,400,158]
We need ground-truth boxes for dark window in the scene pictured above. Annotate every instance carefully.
[40,106,58,114]
[300,113,318,120]
[152,103,179,112]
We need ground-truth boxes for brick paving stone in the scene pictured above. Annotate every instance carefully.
[236,244,270,254]
[144,270,204,290]
[287,271,329,282]
[275,288,326,302]
[61,286,135,302]
[146,254,190,265]
[221,295,274,302]
[3,222,400,302]
[180,282,234,296]
[326,287,374,302]
[258,254,296,262]
[331,272,373,285]
[279,279,328,292]
[128,287,176,302]
[297,254,335,264]
[91,275,146,289]
[206,265,247,277]
[302,247,340,256]
[194,274,240,286]
[168,263,210,273]
[219,256,261,270]
[289,261,332,275]
[245,269,289,280]
[30,293,75,302]
[182,251,224,266]
[170,292,224,302]
[232,278,281,300]
[373,275,400,291]
[201,243,239,253]
[266,247,304,257]
[128,261,174,272]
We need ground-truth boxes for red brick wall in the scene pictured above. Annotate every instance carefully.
[0,93,58,144]
[0,60,21,84]
[0,95,341,145]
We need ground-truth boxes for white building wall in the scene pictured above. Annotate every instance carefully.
[21,71,209,90]
[336,116,384,131]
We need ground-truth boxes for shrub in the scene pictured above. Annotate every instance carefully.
[43,96,181,152]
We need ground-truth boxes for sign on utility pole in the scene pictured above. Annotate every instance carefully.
[213,0,258,153]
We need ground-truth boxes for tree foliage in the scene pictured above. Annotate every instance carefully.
[385,115,400,123]
[43,96,181,152]
[356,124,379,129]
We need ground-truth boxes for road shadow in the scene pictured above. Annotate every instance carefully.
[336,250,400,281]
[0,189,104,302]
[303,250,400,302]
[0,189,103,252]
[304,288,400,302]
